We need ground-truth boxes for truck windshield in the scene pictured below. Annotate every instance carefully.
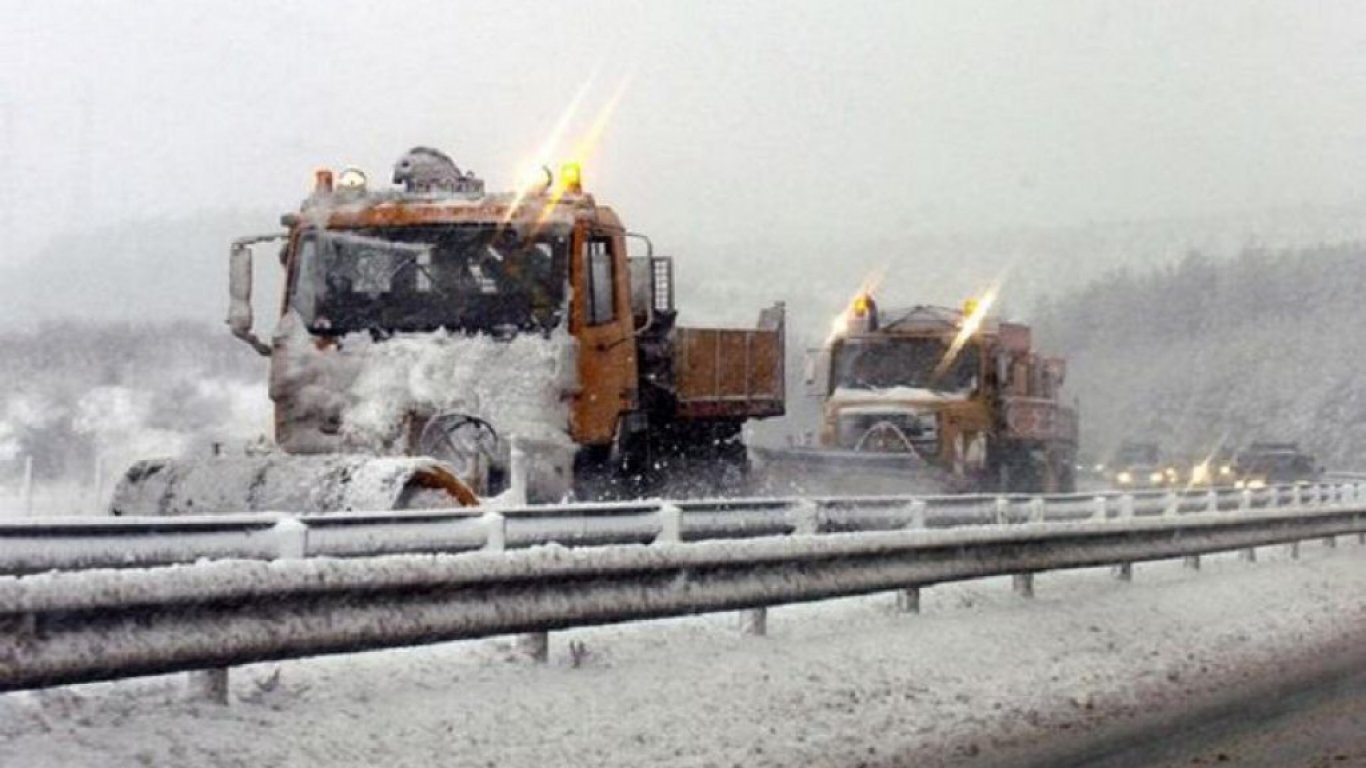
[289,225,569,336]
[831,337,980,393]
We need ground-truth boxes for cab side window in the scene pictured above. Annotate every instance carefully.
[586,237,616,326]
[290,236,319,319]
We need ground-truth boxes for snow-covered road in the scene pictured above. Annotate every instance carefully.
[2,542,1364,768]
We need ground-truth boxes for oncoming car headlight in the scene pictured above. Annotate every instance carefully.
[1191,463,1210,485]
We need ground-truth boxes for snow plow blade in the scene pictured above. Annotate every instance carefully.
[109,455,479,517]
[750,446,953,497]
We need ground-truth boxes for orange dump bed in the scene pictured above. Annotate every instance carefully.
[672,306,785,420]
[1003,396,1079,443]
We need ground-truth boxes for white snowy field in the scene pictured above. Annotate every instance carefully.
[2,543,1364,768]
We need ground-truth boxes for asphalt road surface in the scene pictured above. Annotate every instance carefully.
[1068,659,1366,768]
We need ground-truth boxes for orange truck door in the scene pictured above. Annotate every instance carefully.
[570,224,638,445]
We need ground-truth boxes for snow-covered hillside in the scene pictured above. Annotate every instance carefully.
[1033,243,1366,467]
[0,323,269,513]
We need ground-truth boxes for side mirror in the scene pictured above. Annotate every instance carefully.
[228,235,283,357]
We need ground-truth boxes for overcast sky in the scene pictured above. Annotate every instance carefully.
[3,0,1366,276]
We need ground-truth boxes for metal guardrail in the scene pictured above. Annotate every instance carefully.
[0,483,1348,575]
[2,497,1363,693]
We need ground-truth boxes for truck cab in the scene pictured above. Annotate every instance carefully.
[811,295,1077,493]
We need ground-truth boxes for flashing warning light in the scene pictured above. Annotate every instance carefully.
[963,298,979,317]
[337,167,367,190]
[560,162,583,193]
[314,169,334,194]
[848,293,878,333]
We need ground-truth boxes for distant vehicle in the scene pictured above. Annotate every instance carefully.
[1187,447,1238,487]
[1108,440,1177,489]
[758,294,1078,495]
[1233,442,1322,489]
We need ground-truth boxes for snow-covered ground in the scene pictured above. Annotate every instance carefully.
[2,543,1364,767]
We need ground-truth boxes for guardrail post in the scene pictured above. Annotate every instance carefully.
[1012,573,1035,598]
[1288,540,1300,559]
[1291,484,1302,509]
[493,513,549,661]
[655,504,682,544]
[20,455,32,516]
[515,631,550,663]
[790,500,820,535]
[739,607,768,636]
[994,496,1010,524]
[1238,489,1252,513]
[1266,486,1279,510]
[483,512,506,552]
[187,667,230,706]
[189,515,307,705]
[1164,491,1179,518]
[1113,562,1133,581]
[91,454,104,515]
[189,521,310,705]
[1027,497,1045,523]
[907,500,927,529]
[1118,494,1135,520]
[482,511,547,661]
[895,587,921,614]
[1323,534,1337,549]
[507,439,529,506]
[1239,546,1257,563]
[1183,554,1201,571]
[1205,490,1219,514]
[271,516,308,559]
[1091,496,1107,521]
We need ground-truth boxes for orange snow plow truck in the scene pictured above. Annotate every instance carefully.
[111,148,784,514]
[757,294,1077,495]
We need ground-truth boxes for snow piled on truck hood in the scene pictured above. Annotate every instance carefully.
[273,311,576,454]
[830,386,969,406]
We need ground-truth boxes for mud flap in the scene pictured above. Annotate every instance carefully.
[110,455,479,517]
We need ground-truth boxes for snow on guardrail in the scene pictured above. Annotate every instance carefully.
[0,482,1357,576]
[2,498,1365,693]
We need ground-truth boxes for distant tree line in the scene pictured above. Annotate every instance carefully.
[0,322,266,482]
[1032,242,1366,467]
